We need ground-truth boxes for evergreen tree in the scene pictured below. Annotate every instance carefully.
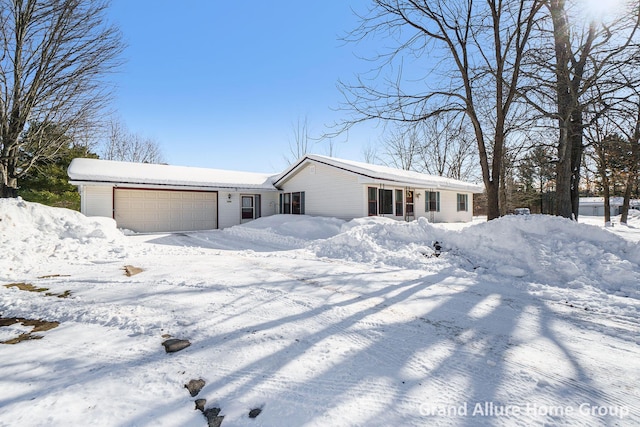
[18,123,98,210]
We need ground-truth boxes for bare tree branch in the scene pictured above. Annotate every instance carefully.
[0,0,124,196]
[336,0,544,219]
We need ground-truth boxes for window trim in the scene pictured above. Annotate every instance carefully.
[395,189,403,217]
[457,193,468,212]
[405,190,414,217]
[378,188,393,215]
[368,187,377,216]
[241,194,262,221]
[426,191,440,212]
[241,195,254,219]
[280,191,305,215]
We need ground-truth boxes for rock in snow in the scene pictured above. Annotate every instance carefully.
[185,378,206,397]
[161,338,191,353]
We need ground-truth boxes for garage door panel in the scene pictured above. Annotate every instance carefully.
[114,189,217,232]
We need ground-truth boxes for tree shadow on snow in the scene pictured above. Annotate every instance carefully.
[124,258,630,426]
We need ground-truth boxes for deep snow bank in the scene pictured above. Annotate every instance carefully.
[222,214,344,249]
[312,215,640,297]
[3,199,638,298]
[447,215,640,296]
[0,198,127,277]
[311,216,448,269]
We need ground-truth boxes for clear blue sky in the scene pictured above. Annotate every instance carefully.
[107,1,380,173]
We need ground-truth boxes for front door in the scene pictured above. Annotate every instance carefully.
[405,190,415,221]
[241,195,261,223]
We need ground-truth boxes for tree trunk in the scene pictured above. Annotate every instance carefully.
[570,112,584,220]
[0,156,19,198]
[603,184,611,225]
[499,164,507,216]
[486,181,500,220]
[1,184,18,198]
[555,125,574,218]
[620,174,633,224]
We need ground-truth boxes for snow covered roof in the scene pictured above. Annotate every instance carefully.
[68,158,279,190]
[274,154,484,192]
[68,155,485,193]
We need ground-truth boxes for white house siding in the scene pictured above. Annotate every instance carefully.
[439,190,473,222]
[218,192,239,229]
[279,162,364,220]
[279,161,476,223]
[218,191,279,229]
[360,184,416,220]
[408,189,473,223]
[363,186,474,223]
[81,185,113,218]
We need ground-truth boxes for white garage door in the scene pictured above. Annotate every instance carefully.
[114,189,217,232]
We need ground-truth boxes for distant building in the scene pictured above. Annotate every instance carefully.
[578,197,640,217]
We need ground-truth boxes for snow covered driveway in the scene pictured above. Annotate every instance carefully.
[1,200,639,426]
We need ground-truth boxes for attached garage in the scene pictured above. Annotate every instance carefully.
[68,158,280,232]
[114,188,217,232]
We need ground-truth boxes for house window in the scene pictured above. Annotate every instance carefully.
[241,195,261,220]
[368,187,377,216]
[379,189,393,215]
[282,193,291,214]
[255,195,261,218]
[457,193,468,212]
[292,192,302,214]
[406,190,414,216]
[395,189,403,216]
[426,191,440,212]
[241,196,253,219]
[280,191,305,215]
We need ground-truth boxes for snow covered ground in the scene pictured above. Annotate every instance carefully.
[1,198,639,427]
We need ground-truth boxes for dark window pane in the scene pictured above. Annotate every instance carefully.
[457,194,468,211]
[283,193,291,214]
[292,192,301,214]
[379,189,393,214]
[406,203,414,215]
[368,187,377,216]
[426,191,439,212]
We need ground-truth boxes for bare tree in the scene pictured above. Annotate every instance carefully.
[599,90,640,224]
[362,142,379,164]
[323,137,340,158]
[0,0,124,197]
[338,0,543,220]
[284,116,311,164]
[521,0,640,219]
[414,113,476,180]
[621,104,640,224]
[102,118,164,164]
[380,114,477,179]
[588,130,622,225]
[380,125,419,170]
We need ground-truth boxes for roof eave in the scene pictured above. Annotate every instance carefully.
[68,179,279,192]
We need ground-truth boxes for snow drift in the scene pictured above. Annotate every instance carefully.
[311,215,640,298]
[0,198,128,278]
[3,198,639,299]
